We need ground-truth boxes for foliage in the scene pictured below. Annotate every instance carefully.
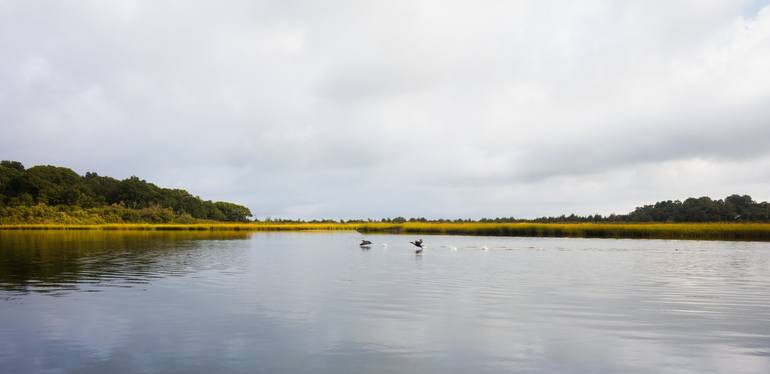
[0,203,204,224]
[249,194,770,225]
[0,160,24,172]
[623,195,770,222]
[4,160,770,227]
[1,161,252,222]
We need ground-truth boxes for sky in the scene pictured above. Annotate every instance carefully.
[1,0,770,219]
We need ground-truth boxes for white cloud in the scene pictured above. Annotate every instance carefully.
[1,0,769,218]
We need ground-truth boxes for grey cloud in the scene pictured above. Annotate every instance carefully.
[2,1,770,218]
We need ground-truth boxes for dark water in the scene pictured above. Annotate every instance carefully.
[1,231,770,374]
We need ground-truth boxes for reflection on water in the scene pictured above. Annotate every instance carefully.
[1,231,770,373]
[0,231,251,295]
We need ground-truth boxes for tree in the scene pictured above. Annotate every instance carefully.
[0,162,256,223]
[214,201,253,222]
[0,160,24,172]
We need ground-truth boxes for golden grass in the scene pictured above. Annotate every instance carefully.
[2,222,770,241]
[355,222,770,241]
[0,223,361,231]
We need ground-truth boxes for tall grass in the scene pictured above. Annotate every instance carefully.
[0,223,361,231]
[355,222,770,241]
[3,222,770,241]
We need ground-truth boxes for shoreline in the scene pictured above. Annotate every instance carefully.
[357,222,770,241]
[0,223,358,231]
[2,222,770,241]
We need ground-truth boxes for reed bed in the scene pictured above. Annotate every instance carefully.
[0,223,362,231]
[355,222,770,241]
[3,222,770,241]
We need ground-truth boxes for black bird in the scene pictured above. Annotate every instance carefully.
[410,239,424,254]
[360,240,372,247]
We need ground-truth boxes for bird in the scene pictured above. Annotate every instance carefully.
[360,240,372,247]
[410,239,424,254]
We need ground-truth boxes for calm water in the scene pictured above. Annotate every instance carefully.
[1,231,770,374]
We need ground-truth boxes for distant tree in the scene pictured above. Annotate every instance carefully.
[0,160,24,172]
[0,164,23,201]
[0,162,255,223]
[114,176,159,208]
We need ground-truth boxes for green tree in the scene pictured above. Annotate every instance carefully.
[0,160,24,172]
[214,201,253,222]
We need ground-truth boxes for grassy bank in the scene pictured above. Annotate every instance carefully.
[0,223,361,231]
[3,222,770,241]
[355,222,770,241]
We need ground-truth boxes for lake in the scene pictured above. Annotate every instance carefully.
[1,231,769,373]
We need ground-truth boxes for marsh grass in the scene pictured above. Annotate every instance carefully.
[355,222,770,241]
[2,222,770,241]
[0,223,360,231]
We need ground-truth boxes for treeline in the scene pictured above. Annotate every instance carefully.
[532,195,770,223]
[263,194,770,224]
[2,159,768,225]
[0,161,252,223]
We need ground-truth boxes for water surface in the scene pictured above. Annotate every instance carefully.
[1,231,769,373]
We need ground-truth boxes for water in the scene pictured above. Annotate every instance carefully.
[1,231,769,374]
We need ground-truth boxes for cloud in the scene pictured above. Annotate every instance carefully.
[1,0,769,218]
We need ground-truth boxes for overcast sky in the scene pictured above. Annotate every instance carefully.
[2,1,770,219]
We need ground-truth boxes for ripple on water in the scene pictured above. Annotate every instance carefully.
[2,232,770,374]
